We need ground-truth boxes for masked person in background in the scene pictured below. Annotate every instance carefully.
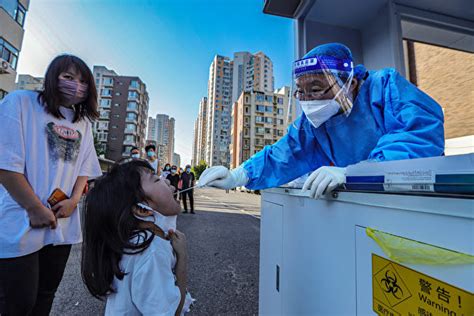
[130,146,140,159]
[0,55,102,315]
[161,163,172,179]
[166,166,180,199]
[199,43,444,198]
[145,144,158,174]
[180,165,195,214]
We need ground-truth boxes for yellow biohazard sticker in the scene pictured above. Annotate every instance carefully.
[372,254,474,316]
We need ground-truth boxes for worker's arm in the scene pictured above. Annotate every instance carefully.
[368,70,445,161]
[243,115,330,190]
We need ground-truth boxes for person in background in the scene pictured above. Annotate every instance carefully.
[161,163,172,179]
[166,165,180,199]
[130,146,140,159]
[0,54,102,315]
[145,144,158,174]
[177,167,184,201]
[180,165,195,214]
[199,43,444,198]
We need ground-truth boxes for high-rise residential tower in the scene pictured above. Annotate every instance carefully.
[203,51,274,167]
[147,114,175,164]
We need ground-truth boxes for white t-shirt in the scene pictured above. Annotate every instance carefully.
[0,90,102,258]
[149,159,158,173]
[105,235,193,316]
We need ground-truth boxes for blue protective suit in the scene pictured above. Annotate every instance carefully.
[243,68,445,190]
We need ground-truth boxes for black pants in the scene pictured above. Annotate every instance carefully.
[181,190,194,212]
[0,244,71,316]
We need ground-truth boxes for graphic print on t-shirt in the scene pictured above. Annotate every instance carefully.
[46,122,82,162]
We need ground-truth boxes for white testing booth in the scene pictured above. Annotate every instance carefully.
[259,155,474,315]
[260,0,474,315]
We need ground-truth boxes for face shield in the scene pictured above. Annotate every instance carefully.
[291,55,354,130]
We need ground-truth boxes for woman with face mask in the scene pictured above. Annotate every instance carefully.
[161,163,172,179]
[0,55,102,315]
[199,43,444,198]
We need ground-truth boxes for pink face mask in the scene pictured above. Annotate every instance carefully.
[58,79,88,105]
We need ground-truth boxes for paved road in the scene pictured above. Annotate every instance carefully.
[51,188,261,315]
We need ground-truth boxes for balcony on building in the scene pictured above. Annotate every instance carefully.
[124,123,138,135]
[128,90,140,102]
[100,88,113,98]
[126,101,139,114]
[125,112,138,123]
[129,80,140,91]
[102,76,113,87]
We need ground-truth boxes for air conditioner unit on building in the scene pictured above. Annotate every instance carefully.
[0,58,13,75]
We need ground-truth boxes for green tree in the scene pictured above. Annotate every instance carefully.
[192,160,208,180]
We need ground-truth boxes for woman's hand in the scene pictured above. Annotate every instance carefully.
[27,205,57,229]
[52,198,79,219]
[169,230,187,259]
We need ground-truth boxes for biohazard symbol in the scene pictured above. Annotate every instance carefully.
[381,270,403,299]
[374,262,412,308]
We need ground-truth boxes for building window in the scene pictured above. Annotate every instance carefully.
[113,114,120,118]
[15,3,26,26]
[128,91,138,99]
[256,105,265,112]
[115,92,121,96]
[100,99,111,107]
[265,106,273,113]
[0,38,19,70]
[277,108,284,115]
[125,123,136,132]
[98,121,109,129]
[277,97,284,105]
[127,102,138,111]
[99,110,110,119]
[112,125,118,129]
[114,103,120,107]
[256,93,265,102]
[129,80,139,89]
[101,88,112,96]
[126,112,137,121]
[102,77,113,85]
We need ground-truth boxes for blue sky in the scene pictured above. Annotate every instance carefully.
[17,0,294,165]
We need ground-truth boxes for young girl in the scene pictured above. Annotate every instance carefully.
[82,159,193,315]
[0,55,102,315]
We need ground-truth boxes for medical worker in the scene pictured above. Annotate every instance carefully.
[199,43,444,198]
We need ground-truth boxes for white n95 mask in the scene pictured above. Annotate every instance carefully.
[300,99,341,128]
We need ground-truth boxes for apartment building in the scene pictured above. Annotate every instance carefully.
[0,0,29,99]
[93,65,149,161]
[204,51,275,167]
[230,87,292,169]
[16,74,43,91]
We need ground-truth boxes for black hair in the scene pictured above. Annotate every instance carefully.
[38,54,99,123]
[145,144,156,152]
[81,159,156,299]
[130,146,139,152]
